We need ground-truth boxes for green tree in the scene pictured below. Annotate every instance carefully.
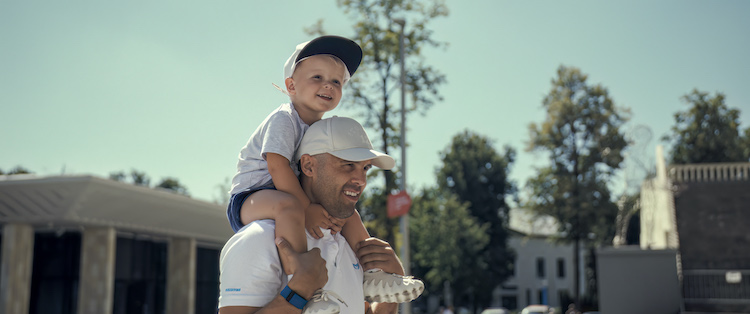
[309,0,447,245]
[526,65,629,307]
[110,169,189,197]
[409,187,489,305]
[109,171,127,182]
[1,166,32,175]
[662,89,749,164]
[435,130,516,309]
[156,177,190,196]
[130,169,151,187]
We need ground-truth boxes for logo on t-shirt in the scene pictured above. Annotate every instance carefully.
[353,263,360,270]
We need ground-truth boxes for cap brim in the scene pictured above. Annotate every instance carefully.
[329,148,395,170]
[297,36,363,77]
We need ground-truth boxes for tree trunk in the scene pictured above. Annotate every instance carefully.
[573,236,581,311]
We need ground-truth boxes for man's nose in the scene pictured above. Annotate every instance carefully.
[351,170,366,186]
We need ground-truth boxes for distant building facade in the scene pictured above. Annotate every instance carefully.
[0,175,232,314]
[492,208,582,311]
[638,146,750,313]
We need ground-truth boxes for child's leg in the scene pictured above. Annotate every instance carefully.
[342,210,426,303]
[340,210,370,255]
[240,189,306,274]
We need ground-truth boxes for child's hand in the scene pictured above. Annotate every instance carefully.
[305,204,344,239]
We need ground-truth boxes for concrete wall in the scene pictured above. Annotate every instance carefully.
[597,247,681,314]
[0,224,34,314]
[673,181,750,270]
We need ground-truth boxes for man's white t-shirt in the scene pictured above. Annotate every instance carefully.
[219,220,365,313]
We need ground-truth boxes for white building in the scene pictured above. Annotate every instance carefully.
[493,208,581,310]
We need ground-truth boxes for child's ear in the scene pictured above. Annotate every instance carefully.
[285,77,296,95]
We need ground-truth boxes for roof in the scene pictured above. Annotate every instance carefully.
[508,207,560,237]
[0,175,233,246]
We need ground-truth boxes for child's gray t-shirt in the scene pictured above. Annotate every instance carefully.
[229,103,309,195]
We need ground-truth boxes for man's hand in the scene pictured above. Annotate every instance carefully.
[276,237,327,299]
[355,237,405,276]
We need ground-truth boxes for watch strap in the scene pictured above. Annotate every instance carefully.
[280,285,307,309]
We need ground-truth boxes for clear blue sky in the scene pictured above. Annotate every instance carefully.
[2,1,749,204]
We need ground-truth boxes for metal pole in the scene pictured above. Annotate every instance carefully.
[395,18,411,314]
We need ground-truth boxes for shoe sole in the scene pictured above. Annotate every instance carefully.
[364,285,425,303]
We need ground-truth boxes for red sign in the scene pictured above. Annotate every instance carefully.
[387,190,412,218]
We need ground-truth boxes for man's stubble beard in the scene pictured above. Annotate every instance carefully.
[311,155,357,220]
[312,179,355,220]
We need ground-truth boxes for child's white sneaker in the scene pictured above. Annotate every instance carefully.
[302,289,346,314]
[363,269,425,303]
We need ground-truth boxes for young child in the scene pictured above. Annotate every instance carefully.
[227,36,423,313]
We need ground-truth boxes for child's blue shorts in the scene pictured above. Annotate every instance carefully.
[226,185,276,233]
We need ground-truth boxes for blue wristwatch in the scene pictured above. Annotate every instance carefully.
[280,285,308,309]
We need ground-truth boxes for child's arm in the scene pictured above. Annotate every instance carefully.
[341,211,370,252]
[266,152,310,208]
[267,153,335,238]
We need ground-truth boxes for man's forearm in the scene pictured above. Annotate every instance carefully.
[219,295,302,314]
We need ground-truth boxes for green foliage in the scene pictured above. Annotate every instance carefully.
[313,0,448,245]
[358,186,399,242]
[662,89,749,164]
[156,177,190,196]
[435,130,517,307]
[109,169,189,196]
[437,130,517,224]
[526,65,628,307]
[130,170,151,187]
[109,171,127,182]
[1,166,33,175]
[409,188,489,295]
[526,65,629,245]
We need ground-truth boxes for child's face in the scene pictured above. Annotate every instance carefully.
[286,55,347,120]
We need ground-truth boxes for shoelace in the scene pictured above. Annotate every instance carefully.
[311,290,348,307]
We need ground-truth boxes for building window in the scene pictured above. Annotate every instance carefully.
[526,289,531,306]
[195,247,221,313]
[30,232,81,314]
[501,296,517,310]
[557,258,565,278]
[536,257,545,278]
[113,237,167,314]
[559,290,571,308]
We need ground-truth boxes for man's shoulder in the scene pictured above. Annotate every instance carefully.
[221,220,279,265]
[227,220,277,247]
[237,219,276,235]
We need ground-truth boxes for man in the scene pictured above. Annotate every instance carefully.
[218,116,415,314]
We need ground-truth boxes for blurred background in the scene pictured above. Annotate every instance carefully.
[2,1,749,313]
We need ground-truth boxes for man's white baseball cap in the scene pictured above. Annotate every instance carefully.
[295,116,395,170]
[283,35,363,80]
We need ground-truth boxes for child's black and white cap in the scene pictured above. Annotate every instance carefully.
[283,35,363,81]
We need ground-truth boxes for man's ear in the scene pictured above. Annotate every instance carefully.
[285,77,296,96]
[299,154,316,176]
